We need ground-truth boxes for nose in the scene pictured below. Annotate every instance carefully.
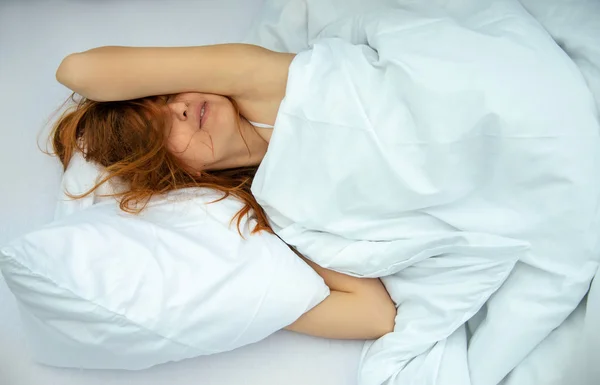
[168,101,189,121]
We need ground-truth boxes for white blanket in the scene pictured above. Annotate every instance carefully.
[246,1,600,384]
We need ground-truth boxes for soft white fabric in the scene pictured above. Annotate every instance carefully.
[519,0,600,117]
[53,149,125,220]
[246,1,600,384]
[499,296,586,385]
[515,1,600,378]
[568,273,600,385]
[0,152,330,370]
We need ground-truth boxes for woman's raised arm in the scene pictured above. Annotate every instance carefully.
[55,44,294,104]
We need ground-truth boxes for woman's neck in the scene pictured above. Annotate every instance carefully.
[253,125,273,143]
[238,118,271,167]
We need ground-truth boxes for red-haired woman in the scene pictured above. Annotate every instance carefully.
[52,44,397,341]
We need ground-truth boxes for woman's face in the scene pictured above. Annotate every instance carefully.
[165,92,252,172]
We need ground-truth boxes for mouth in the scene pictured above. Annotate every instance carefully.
[198,102,208,128]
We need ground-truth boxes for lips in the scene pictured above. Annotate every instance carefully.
[197,102,208,128]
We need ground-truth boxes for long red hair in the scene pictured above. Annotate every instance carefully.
[49,93,272,234]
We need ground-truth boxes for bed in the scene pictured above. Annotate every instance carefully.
[0,0,598,384]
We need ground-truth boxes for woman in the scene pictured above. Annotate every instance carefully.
[53,43,397,341]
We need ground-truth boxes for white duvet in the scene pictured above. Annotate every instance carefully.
[247,0,600,384]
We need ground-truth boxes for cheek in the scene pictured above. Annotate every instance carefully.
[166,125,201,159]
[167,129,215,168]
[166,132,190,154]
[205,100,238,138]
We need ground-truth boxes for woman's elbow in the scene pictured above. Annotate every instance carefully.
[372,298,397,338]
[358,289,396,339]
[56,53,100,99]
[56,53,80,88]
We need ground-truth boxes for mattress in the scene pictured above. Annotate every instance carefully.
[0,1,363,384]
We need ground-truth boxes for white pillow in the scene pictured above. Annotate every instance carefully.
[0,187,329,370]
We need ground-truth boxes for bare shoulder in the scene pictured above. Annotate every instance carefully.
[232,47,296,126]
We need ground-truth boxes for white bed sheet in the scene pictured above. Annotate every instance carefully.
[0,1,363,384]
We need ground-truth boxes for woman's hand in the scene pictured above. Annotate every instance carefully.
[285,251,397,340]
